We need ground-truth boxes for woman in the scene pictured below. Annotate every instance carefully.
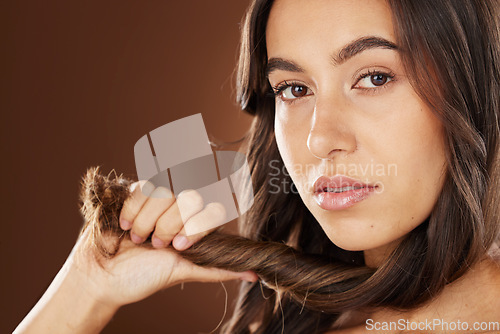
[15,0,500,333]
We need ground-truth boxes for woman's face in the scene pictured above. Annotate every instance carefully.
[266,0,447,259]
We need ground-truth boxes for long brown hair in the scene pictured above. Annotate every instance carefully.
[80,0,500,333]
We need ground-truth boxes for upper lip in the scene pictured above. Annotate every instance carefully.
[313,175,375,193]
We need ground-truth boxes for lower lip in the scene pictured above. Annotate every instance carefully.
[313,187,375,211]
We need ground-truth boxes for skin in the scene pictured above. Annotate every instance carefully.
[266,0,500,332]
[266,0,447,264]
[14,1,499,333]
[15,183,257,334]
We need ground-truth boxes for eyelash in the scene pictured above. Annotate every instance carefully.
[271,69,396,102]
[354,69,396,93]
[272,80,300,96]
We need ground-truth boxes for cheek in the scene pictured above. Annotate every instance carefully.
[274,108,317,197]
[377,105,447,229]
[274,107,310,171]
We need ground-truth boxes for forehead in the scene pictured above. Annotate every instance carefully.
[266,0,396,57]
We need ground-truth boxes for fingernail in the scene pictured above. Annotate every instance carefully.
[120,219,132,230]
[130,232,144,244]
[152,236,165,248]
[173,235,188,250]
[240,272,258,282]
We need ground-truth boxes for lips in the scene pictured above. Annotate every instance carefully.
[312,175,376,210]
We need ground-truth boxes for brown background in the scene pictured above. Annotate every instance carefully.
[1,1,254,333]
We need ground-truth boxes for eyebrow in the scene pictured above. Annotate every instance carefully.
[266,36,398,76]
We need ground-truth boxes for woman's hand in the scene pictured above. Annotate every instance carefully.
[71,180,257,310]
[15,178,258,334]
[15,179,256,334]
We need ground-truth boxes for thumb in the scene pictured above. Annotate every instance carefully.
[175,258,259,284]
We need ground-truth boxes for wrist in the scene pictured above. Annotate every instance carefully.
[62,261,120,332]
[15,257,119,334]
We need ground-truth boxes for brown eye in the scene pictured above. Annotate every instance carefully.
[354,71,394,90]
[291,85,307,97]
[370,74,388,86]
[280,84,312,100]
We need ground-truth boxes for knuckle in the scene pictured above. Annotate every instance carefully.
[206,202,227,220]
[150,186,174,200]
[138,180,155,197]
[177,189,204,210]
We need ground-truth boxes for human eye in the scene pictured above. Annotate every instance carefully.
[353,69,396,92]
[272,80,313,103]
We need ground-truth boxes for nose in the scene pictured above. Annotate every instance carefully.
[306,96,357,160]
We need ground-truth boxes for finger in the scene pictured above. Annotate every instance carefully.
[176,189,205,222]
[188,267,258,284]
[175,258,258,284]
[150,202,184,248]
[152,189,204,249]
[130,186,175,243]
[119,180,155,230]
[172,202,227,251]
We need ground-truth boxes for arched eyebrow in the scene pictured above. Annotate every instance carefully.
[333,36,398,65]
[266,36,398,77]
[266,58,304,77]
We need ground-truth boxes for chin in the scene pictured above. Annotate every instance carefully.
[327,237,379,252]
[319,219,398,252]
